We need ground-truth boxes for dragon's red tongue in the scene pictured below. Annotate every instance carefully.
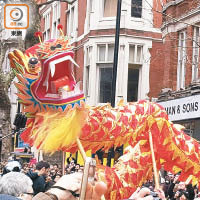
[51,76,70,93]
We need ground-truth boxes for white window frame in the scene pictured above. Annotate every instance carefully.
[129,44,143,64]
[84,46,92,97]
[43,10,51,41]
[66,2,77,39]
[51,2,61,39]
[177,31,186,90]
[192,26,200,81]
[128,44,143,102]
[101,0,118,19]
[96,43,114,104]
[131,0,143,18]
[85,0,94,32]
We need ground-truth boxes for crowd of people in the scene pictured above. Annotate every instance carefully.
[0,158,106,200]
[0,157,199,200]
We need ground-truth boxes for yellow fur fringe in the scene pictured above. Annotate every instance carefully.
[30,106,88,153]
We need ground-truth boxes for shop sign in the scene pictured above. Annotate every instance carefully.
[158,95,200,121]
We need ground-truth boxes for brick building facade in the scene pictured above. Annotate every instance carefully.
[39,0,165,105]
[37,0,166,165]
[158,0,200,140]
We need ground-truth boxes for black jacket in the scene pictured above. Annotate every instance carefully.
[168,182,195,200]
[26,170,46,195]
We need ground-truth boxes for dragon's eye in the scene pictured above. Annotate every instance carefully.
[56,44,62,48]
[29,57,38,65]
[50,46,56,51]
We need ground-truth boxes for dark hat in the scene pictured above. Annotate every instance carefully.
[0,194,20,200]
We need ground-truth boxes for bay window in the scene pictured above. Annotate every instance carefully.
[177,31,186,90]
[97,44,114,103]
[192,27,200,81]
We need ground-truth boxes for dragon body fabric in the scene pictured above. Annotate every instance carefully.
[8,37,200,199]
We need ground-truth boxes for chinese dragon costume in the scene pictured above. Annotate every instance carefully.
[8,31,200,200]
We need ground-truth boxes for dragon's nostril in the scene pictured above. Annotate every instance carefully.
[29,57,38,65]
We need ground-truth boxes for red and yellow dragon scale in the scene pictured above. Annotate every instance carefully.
[8,36,200,200]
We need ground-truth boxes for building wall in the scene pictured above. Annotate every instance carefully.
[158,0,200,140]
[39,0,164,106]
[153,0,166,28]
[162,32,178,90]
[149,40,165,98]
[74,46,84,82]
[164,0,200,20]
[77,0,87,37]
[162,0,200,90]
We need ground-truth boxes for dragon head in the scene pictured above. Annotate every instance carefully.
[8,36,85,114]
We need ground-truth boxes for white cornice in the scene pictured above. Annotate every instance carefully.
[163,0,184,12]
[162,7,200,36]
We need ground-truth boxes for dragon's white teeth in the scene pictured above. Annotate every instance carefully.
[69,57,79,68]
[46,82,49,92]
[43,79,49,92]
[50,64,55,77]
[74,82,81,93]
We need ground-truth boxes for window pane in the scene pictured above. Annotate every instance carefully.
[71,7,74,34]
[43,32,46,41]
[127,67,139,102]
[99,66,112,103]
[90,0,93,12]
[104,0,117,17]
[98,45,106,61]
[54,4,57,20]
[53,22,56,38]
[47,29,50,40]
[86,48,89,66]
[137,46,143,63]
[66,12,71,36]
[131,0,142,18]
[108,44,114,62]
[195,27,199,41]
[179,33,185,59]
[86,47,92,66]
[47,14,50,29]
[177,32,186,89]
[86,66,90,96]
[193,27,200,81]
[129,45,135,63]
[57,2,60,19]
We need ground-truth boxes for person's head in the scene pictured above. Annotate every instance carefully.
[75,164,80,171]
[53,164,59,171]
[50,169,56,175]
[54,174,62,182]
[3,161,21,175]
[66,168,71,174]
[70,160,75,166]
[35,161,50,175]
[177,182,186,190]
[0,172,33,200]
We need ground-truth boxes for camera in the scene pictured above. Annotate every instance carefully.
[175,189,189,199]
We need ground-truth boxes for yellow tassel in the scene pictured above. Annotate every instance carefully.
[31,107,88,153]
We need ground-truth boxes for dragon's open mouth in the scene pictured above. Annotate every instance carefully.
[31,51,84,105]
